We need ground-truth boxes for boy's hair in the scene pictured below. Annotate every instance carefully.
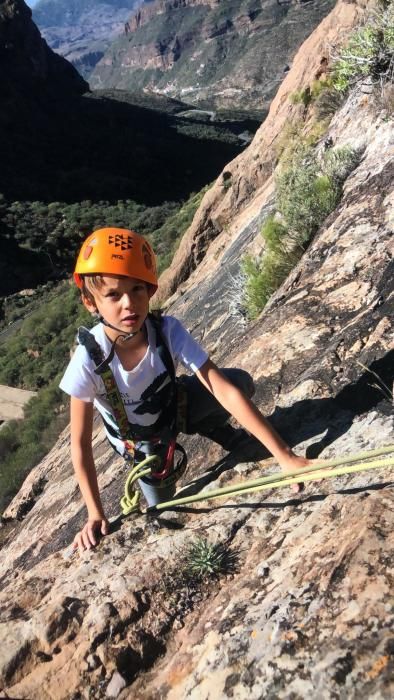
[79,274,105,306]
[79,274,152,306]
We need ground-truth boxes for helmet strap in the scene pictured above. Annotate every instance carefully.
[88,314,143,373]
[97,314,142,342]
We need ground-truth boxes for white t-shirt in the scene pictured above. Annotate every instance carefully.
[59,315,208,454]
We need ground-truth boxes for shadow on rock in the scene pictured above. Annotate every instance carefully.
[268,350,393,458]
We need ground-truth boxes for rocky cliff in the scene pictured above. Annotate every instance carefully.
[0,0,88,154]
[90,0,336,111]
[32,0,147,79]
[1,0,393,698]
[0,0,87,106]
[158,0,376,298]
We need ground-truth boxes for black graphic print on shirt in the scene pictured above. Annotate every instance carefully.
[104,370,175,441]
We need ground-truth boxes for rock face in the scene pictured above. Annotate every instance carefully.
[32,0,147,79]
[1,0,393,698]
[1,412,393,699]
[90,0,336,110]
[0,0,87,102]
[0,0,88,143]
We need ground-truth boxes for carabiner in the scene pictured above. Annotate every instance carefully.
[151,439,176,479]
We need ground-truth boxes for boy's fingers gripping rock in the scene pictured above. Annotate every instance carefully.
[87,523,97,547]
[73,519,109,554]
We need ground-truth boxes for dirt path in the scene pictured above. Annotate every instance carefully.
[0,385,37,421]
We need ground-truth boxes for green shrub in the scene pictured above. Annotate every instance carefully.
[277,146,360,241]
[260,216,289,254]
[310,78,334,100]
[323,146,361,184]
[241,255,272,319]
[314,86,345,120]
[242,249,298,320]
[331,3,394,92]
[289,88,312,108]
[241,146,360,319]
[241,216,298,317]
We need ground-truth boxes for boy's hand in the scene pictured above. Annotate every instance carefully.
[73,517,109,554]
[279,453,329,493]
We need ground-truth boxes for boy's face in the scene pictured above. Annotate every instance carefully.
[82,275,150,340]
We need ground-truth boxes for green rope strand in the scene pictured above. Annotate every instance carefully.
[148,455,394,512]
[160,443,394,503]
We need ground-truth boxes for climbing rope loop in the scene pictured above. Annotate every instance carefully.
[120,455,160,515]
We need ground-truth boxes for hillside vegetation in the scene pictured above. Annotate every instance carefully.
[1,89,255,299]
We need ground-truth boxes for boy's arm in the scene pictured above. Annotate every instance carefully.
[195,359,311,472]
[70,396,109,551]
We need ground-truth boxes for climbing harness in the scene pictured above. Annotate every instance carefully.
[78,312,188,513]
[114,444,394,518]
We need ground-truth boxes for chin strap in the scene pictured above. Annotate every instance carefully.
[87,313,142,372]
[98,313,141,342]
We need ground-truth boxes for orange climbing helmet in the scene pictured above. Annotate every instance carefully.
[73,228,158,293]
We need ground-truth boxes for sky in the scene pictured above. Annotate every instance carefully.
[25,1,40,7]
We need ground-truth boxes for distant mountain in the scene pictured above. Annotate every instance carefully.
[32,0,148,78]
[0,0,88,292]
[0,1,254,292]
[0,0,87,118]
[90,0,336,111]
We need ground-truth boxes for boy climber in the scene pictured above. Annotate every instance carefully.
[60,227,312,553]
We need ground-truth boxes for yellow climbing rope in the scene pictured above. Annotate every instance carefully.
[120,444,394,517]
[120,454,161,515]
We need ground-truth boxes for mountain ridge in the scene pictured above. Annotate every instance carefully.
[32,0,147,78]
[90,0,336,109]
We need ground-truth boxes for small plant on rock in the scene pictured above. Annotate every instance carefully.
[182,537,238,581]
[289,87,312,108]
[314,84,345,120]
